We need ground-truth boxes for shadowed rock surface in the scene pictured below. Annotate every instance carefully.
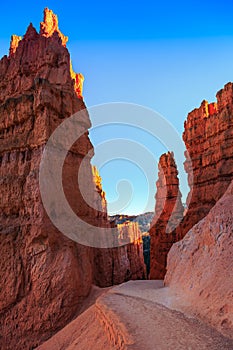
[165,180,233,340]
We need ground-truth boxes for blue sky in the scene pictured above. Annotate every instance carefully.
[1,1,233,214]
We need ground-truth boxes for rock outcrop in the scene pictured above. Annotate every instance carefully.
[149,152,184,279]
[92,206,146,287]
[180,83,233,234]
[91,166,146,287]
[150,83,233,279]
[165,179,233,339]
[0,8,145,350]
[40,7,68,46]
[0,8,97,350]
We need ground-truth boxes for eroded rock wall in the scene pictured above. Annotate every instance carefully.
[181,84,233,234]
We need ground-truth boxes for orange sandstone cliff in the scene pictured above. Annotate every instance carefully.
[150,83,233,279]
[180,85,233,234]
[0,9,145,350]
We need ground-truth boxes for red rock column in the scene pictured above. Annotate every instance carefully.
[0,9,97,350]
[149,152,184,279]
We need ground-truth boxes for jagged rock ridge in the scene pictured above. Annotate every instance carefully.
[180,84,233,234]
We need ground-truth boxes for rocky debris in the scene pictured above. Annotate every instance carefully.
[149,152,184,279]
[165,180,233,340]
[0,8,145,350]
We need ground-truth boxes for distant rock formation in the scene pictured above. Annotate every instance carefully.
[149,152,184,279]
[165,179,233,339]
[93,221,146,287]
[0,9,145,350]
[110,212,154,233]
[109,213,153,277]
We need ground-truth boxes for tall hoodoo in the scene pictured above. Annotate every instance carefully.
[149,152,184,279]
[0,8,95,350]
[0,8,145,350]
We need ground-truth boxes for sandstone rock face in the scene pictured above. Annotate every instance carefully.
[92,171,146,287]
[165,180,233,339]
[0,9,97,350]
[149,152,184,279]
[0,9,146,349]
[181,84,233,234]
[93,238,146,288]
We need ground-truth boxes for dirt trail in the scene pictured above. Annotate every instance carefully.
[38,281,233,350]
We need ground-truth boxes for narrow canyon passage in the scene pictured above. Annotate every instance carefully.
[38,281,233,350]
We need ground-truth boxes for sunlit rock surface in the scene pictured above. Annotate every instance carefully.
[149,152,184,279]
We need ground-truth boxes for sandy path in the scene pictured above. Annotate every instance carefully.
[38,281,233,350]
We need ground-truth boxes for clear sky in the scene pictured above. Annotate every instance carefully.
[1,1,233,214]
